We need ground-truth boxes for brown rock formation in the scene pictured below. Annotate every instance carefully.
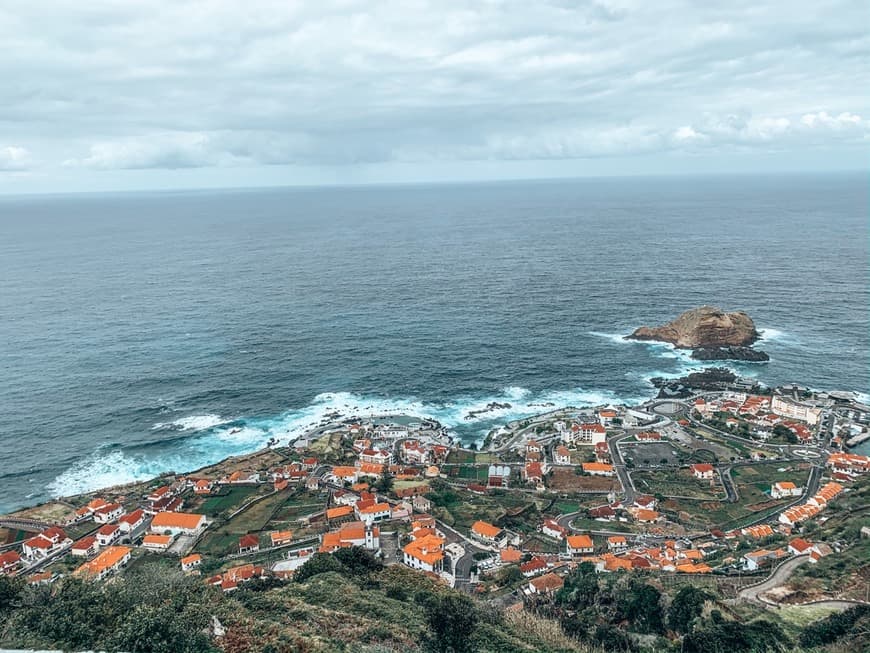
[627,305,760,348]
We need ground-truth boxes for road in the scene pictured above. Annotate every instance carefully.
[738,556,868,612]
[738,555,809,604]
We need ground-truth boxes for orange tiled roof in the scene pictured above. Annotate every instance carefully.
[326,505,354,519]
[582,462,613,473]
[471,520,501,538]
[567,534,593,549]
[150,511,204,530]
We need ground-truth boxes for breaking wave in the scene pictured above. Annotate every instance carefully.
[47,385,650,498]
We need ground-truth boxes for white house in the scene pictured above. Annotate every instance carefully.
[22,528,71,560]
[356,502,392,526]
[566,534,594,556]
[771,481,802,499]
[93,503,125,524]
[117,508,147,533]
[691,464,715,480]
[554,446,572,465]
[542,519,568,540]
[96,523,121,547]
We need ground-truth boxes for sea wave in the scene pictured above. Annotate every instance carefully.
[47,385,651,497]
[152,414,229,431]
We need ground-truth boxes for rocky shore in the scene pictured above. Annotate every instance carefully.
[650,367,762,398]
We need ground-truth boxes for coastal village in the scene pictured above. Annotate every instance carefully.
[2,379,869,612]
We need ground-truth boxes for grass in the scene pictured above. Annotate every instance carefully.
[631,469,725,500]
[775,604,841,627]
[554,501,581,514]
[197,485,262,517]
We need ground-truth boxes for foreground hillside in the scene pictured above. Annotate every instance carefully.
[1,546,868,653]
[0,556,590,653]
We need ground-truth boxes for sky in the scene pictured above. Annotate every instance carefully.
[1,0,868,194]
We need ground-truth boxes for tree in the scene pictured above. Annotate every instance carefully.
[333,546,382,577]
[668,585,711,634]
[424,593,479,653]
[294,552,345,583]
[373,468,394,494]
[0,575,22,613]
[617,579,664,634]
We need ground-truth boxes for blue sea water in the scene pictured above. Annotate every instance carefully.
[0,173,867,512]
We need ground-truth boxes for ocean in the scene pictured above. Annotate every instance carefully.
[0,173,867,512]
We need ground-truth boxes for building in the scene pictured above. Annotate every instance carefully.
[193,479,214,495]
[691,463,715,480]
[403,533,445,573]
[607,536,628,552]
[471,520,504,546]
[412,495,433,512]
[788,538,815,556]
[93,502,125,524]
[96,523,121,547]
[147,486,173,503]
[356,502,392,526]
[520,556,548,577]
[636,431,661,442]
[595,441,610,463]
[566,422,606,445]
[542,519,568,540]
[771,481,802,499]
[526,440,543,454]
[582,462,614,476]
[554,446,571,465]
[402,440,430,464]
[238,534,260,554]
[827,452,870,476]
[742,524,774,539]
[330,466,359,484]
[319,521,380,553]
[270,530,294,547]
[117,508,146,533]
[598,409,618,426]
[325,505,354,522]
[523,461,544,484]
[359,448,393,466]
[181,554,202,572]
[487,464,511,488]
[149,511,206,535]
[22,527,71,560]
[0,551,21,575]
[566,534,594,556]
[743,548,786,571]
[71,536,99,558]
[142,534,173,551]
[528,572,564,595]
[75,546,132,580]
[771,396,822,426]
[633,509,661,524]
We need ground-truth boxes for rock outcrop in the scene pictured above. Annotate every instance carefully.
[650,368,764,398]
[690,346,770,362]
[627,306,761,349]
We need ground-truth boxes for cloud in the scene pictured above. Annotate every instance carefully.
[0,0,868,184]
[0,146,31,171]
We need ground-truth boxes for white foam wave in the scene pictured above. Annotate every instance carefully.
[152,414,229,431]
[49,385,652,497]
[588,331,633,345]
[47,450,164,497]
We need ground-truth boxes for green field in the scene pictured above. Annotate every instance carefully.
[631,469,725,500]
[198,485,262,516]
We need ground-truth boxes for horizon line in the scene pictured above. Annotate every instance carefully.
[0,166,864,200]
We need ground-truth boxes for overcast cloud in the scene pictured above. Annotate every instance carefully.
[1,0,867,191]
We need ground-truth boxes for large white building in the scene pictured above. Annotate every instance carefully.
[771,396,822,426]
